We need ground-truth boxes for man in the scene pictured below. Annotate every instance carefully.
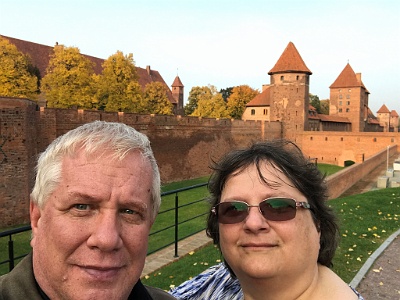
[0,121,176,300]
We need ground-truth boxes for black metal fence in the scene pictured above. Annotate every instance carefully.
[0,182,209,274]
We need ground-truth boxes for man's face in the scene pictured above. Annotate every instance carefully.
[30,149,154,300]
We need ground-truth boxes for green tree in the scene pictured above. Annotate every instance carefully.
[94,51,141,112]
[309,94,321,113]
[0,37,39,99]
[141,82,173,115]
[320,99,330,115]
[192,93,229,118]
[226,85,259,119]
[41,44,95,109]
[220,87,234,102]
[184,85,215,115]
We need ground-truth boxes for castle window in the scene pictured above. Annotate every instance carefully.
[373,138,377,142]
[346,94,350,99]
[347,101,350,105]
[251,109,255,115]
[263,109,268,115]
[310,137,313,140]
[339,101,342,106]
[346,108,350,112]
[348,89,351,92]
[296,75,299,80]
[325,137,328,141]
[280,76,284,81]
[339,89,342,92]
[339,94,343,99]
[341,137,344,141]
[339,108,342,112]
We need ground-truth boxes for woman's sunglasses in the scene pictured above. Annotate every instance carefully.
[211,197,311,224]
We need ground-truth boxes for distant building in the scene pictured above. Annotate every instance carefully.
[243,41,399,134]
[171,75,184,115]
[1,35,180,114]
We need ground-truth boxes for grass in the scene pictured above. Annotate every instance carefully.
[142,187,400,291]
[148,176,210,253]
[318,163,344,176]
[330,188,400,282]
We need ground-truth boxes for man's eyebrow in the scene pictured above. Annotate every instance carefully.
[121,200,148,211]
[66,191,99,202]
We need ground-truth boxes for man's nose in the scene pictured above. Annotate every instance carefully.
[86,210,123,251]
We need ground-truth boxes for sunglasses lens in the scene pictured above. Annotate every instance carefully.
[217,202,248,224]
[260,198,296,221]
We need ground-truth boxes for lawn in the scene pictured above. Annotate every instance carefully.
[142,187,400,291]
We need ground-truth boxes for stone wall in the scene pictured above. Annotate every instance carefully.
[0,97,282,227]
[0,98,37,226]
[300,131,400,166]
[1,97,399,227]
[326,145,397,199]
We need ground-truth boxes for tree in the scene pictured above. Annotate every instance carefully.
[140,82,173,115]
[41,44,95,109]
[191,93,229,118]
[309,94,321,113]
[220,87,234,102]
[226,85,259,119]
[0,37,39,99]
[184,85,215,115]
[320,99,330,115]
[94,51,141,112]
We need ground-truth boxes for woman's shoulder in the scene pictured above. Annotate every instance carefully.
[318,266,363,299]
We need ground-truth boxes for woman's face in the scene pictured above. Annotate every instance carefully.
[218,162,320,282]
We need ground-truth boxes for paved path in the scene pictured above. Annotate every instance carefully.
[353,230,400,299]
[141,231,212,278]
[141,153,400,298]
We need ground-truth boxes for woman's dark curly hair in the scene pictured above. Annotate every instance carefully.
[206,140,339,276]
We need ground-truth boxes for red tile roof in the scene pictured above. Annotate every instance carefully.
[329,63,368,93]
[377,104,390,113]
[317,114,351,123]
[391,110,399,117]
[171,76,184,87]
[1,35,103,76]
[1,35,176,104]
[246,86,271,107]
[268,42,312,75]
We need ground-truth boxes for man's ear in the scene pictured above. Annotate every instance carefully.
[30,200,41,246]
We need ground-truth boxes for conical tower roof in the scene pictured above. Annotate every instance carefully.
[377,104,390,114]
[171,75,184,87]
[329,63,367,90]
[268,42,312,75]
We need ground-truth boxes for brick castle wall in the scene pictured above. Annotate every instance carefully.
[325,145,397,199]
[1,97,399,227]
[0,97,282,227]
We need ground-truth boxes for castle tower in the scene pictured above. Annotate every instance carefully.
[329,63,370,132]
[268,42,312,143]
[390,110,399,132]
[171,75,184,114]
[377,104,391,132]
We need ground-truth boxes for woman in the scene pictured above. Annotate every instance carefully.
[171,140,364,299]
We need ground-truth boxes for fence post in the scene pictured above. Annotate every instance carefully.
[8,238,14,271]
[174,193,179,258]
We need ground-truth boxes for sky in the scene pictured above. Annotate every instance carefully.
[1,0,399,114]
